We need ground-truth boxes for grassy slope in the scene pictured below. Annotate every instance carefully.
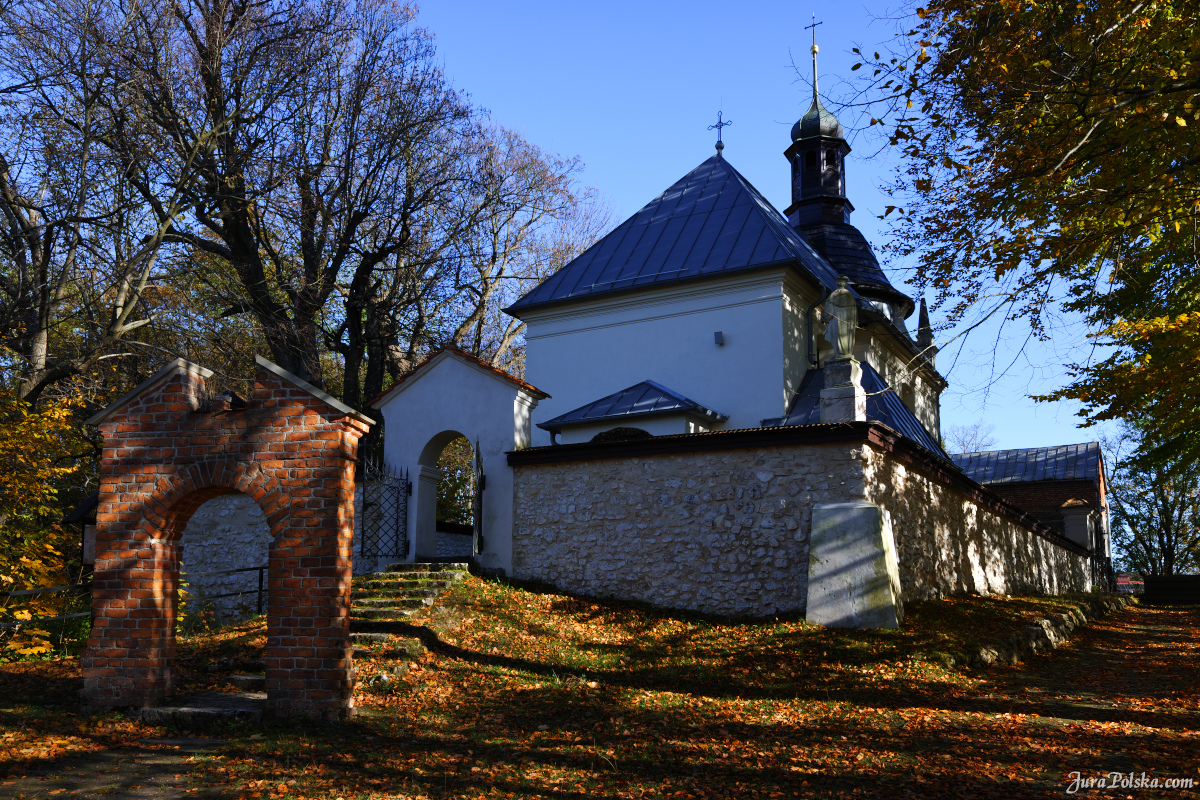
[1,579,1197,799]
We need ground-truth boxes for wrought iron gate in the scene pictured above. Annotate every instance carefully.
[361,459,410,562]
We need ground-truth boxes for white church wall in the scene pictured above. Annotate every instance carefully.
[782,276,819,408]
[510,432,1091,618]
[522,270,797,446]
[853,333,942,441]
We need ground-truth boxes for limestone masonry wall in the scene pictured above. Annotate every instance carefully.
[511,430,1092,618]
[863,448,1091,599]
[512,444,868,616]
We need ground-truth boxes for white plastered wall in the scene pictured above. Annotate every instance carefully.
[522,270,799,446]
[373,352,541,576]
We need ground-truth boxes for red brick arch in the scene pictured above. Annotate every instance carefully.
[81,357,372,720]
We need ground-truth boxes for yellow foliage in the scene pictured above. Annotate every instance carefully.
[0,387,91,659]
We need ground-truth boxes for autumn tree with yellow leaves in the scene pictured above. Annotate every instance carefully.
[852,0,1200,464]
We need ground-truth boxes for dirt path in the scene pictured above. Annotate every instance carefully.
[0,738,226,800]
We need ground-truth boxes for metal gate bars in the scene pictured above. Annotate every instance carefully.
[361,458,410,563]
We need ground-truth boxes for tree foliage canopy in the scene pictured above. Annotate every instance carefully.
[853,0,1200,462]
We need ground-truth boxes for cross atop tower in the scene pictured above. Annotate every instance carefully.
[806,15,823,102]
[708,110,733,156]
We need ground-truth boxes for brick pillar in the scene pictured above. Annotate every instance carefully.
[263,453,359,720]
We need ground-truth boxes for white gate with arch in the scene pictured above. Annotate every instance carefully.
[369,346,548,575]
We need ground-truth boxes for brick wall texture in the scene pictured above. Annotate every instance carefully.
[81,362,369,720]
[511,435,1091,617]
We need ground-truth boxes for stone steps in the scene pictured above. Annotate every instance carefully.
[349,561,468,631]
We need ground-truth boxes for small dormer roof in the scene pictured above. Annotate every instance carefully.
[536,380,727,433]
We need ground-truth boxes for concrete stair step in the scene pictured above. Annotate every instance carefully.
[381,562,470,573]
[353,579,456,591]
[351,607,420,620]
[353,597,433,610]
[225,674,266,692]
[350,632,391,644]
[363,571,465,584]
[350,619,427,634]
[140,692,265,727]
[352,588,441,600]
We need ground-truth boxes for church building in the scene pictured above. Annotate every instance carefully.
[370,50,1104,625]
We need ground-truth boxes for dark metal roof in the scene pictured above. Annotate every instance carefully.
[951,443,1102,485]
[792,95,844,141]
[798,222,914,318]
[771,363,948,459]
[506,154,843,315]
[536,380,728,432]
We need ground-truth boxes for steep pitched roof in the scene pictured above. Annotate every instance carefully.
[536,380,727,433]
[797,222,915,317]
[951,443,1103,485]
[368,344,549,410]
[505,155,842,315]
[772,363,948,459]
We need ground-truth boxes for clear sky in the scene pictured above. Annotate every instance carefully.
[415,0,1119,452]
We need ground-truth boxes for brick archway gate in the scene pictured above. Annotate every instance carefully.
[81,356,372,720]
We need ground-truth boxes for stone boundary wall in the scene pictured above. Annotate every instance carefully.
[865,447,1091,600]
[509,422,1093,617]
[511,443,867,616]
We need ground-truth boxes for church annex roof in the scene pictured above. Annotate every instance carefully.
[771,363,948,459]
[536,380,728,433]
[951,443,1102,485]
[505,155,843,315]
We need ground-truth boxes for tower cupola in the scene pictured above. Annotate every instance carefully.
[784,35,852,228]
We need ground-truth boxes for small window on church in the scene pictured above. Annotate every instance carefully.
[805,151,817,171]
[792,156,800,178]
[826,148,838,169]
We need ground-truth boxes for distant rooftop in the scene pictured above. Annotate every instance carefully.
[537,380,727,434]
[951,443,1103,485]
[769,363,948,459]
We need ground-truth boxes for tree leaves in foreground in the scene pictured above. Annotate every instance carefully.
[852,0,1200,463]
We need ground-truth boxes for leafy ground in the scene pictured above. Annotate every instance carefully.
[0,580,1197,799]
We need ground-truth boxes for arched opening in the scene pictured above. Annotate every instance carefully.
[414,430,480,562]
[179,492,273,630]
[434,436,476,559]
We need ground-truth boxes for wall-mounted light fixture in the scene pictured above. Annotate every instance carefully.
[714,331,725,346]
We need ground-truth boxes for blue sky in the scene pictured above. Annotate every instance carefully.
[416,0,1118,451]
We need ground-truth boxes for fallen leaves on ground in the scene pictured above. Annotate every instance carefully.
[1,582,1197,799]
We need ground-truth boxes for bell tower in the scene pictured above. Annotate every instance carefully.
[784,25,852,228]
